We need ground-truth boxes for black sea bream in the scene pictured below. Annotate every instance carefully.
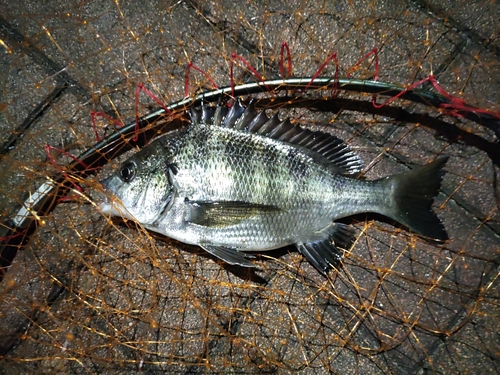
[99,100,448,275]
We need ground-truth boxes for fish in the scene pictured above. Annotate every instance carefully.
[98,100,448,275]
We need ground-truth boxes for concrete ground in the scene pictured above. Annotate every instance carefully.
[0,0,498,374]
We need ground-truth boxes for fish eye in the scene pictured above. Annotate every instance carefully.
[119,161,137,182]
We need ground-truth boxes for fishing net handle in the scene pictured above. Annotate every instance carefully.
[1,77,498,279]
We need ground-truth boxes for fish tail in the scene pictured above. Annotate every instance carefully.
[383,157,449,241]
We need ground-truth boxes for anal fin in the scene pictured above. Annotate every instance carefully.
[296,223,355,275]
[200,244,256,267]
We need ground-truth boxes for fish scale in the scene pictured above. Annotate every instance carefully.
[99,100,448,275]
[168,125,331,244]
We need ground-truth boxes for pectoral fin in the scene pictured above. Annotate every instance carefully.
[200,244,256,267]
[296,223,355,275]
[185,199,281,228]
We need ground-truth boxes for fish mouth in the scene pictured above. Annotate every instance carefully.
[97,177,113,215]
[98,199,137,221]
[96,178,137,221]
[97,195,126,218]
[97,199,112,215]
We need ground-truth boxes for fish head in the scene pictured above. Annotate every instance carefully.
[98,146,175,225]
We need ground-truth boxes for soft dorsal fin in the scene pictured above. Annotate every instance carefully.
[190,100,364,175]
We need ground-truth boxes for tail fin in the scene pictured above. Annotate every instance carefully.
[383,157,449,241]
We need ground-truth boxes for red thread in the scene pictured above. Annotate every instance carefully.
[230,52,271,99]
[372,75,458,108]
[91,111,124,142]
[370,74,500,121]
[0,228,27,242]
[135,83,172,142]
[185,62,219,98]
[45,144,90,171]
[304,51,339,97]
[280,42,292,79]
[346,48,379,81]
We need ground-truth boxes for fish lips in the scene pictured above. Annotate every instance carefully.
[97,176,137,221]
[97,176,114,215]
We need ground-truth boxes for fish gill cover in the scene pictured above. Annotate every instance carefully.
[0,1,499,374]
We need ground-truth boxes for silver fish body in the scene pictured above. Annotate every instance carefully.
[99,101,448,274]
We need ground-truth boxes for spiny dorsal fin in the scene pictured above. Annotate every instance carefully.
[190,99,364,175]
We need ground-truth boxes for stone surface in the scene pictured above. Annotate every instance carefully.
[0,0,498,373]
